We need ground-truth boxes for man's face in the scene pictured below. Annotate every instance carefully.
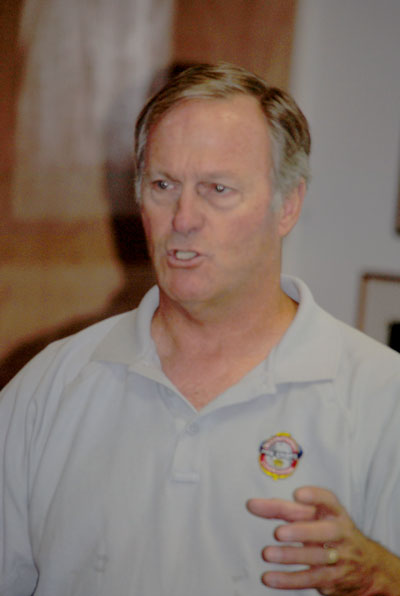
[140,95,292,311]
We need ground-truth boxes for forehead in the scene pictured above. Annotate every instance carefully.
[146,95,272,171]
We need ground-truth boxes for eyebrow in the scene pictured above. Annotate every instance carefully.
[143,169,239,183]
[201,171,237,180]
[143,169,175,181]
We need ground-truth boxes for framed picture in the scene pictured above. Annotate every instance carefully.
[396,168,400,234]
[397,173,400,233]
[397,149,400,233]
[358,273,400,351]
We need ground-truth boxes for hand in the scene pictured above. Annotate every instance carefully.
[247,486,400,595]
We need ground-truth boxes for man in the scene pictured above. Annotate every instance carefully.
[1,63,400,595]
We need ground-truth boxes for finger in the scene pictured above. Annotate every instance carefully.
[247,498,316,522]
[262,564,340,590]
[294,486,344,518]
[275,519,341,544]
[263,544,340,567]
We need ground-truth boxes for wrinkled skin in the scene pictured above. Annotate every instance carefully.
[247,486,400,594]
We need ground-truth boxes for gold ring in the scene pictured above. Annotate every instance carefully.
[325,547,339,565]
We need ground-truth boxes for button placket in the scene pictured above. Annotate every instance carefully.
[159,383,196,421]
[186,421,199,435]
[171,419,203,483]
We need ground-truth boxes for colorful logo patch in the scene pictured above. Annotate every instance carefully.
[259,432,303,480]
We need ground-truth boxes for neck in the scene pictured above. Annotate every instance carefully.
[152,277,297,360]
[151,278,298,409]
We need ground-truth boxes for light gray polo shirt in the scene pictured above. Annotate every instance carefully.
[1,276,400,596]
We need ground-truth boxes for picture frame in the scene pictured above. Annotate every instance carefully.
[357,273,400,351]
[397,188,400,234]
[397,147,400,233]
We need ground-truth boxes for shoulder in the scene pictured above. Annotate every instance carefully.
[1,310,135,397]
[280,275,400,397]
[1,285,160,413]
[314,312,400,438]
[334,317,400,385]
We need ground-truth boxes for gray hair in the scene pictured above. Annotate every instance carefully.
[134,62,311,205]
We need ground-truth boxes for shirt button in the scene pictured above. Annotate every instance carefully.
[186,422,199,435]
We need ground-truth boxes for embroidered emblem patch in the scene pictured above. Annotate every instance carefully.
[259,432,303,480]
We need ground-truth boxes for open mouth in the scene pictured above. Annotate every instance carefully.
[166,249,203,266]
[174,250,198,261]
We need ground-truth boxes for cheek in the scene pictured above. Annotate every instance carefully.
[141,207,167,245]
[140,212,153,250]
[221,209,276,251]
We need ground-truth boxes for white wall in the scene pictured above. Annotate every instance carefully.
[284,0,400,328]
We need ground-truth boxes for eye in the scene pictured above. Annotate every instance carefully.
[154,179,170,190]
[148,178,180,202]
[196,181,238,207]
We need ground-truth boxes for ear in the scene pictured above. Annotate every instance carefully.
[277,179,306,238]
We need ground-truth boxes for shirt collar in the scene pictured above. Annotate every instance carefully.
[91,276,341,386]
[91,285,159,368]
[272,276,341,384]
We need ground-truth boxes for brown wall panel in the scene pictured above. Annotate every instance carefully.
[1,0,296,385]
[173,0,297,88]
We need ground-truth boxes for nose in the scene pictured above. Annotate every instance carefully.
[172,186,204,235]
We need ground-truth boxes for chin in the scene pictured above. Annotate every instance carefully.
[159,277,214,306]
[166,287,209,305]
[157,267,203,296]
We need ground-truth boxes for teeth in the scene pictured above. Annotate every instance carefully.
[175,250,197,260]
